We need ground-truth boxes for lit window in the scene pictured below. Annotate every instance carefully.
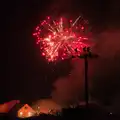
[28,112,32,116]
[20,112,23,115]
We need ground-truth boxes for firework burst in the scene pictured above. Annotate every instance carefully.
[33,16,92,62]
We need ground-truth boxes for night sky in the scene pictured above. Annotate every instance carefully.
[2,0,120,107]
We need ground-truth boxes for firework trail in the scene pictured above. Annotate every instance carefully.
[33,16,91,62]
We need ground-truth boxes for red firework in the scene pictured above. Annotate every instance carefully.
[33,16,92,62]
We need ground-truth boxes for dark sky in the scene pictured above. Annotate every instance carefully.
[2,0,120,104]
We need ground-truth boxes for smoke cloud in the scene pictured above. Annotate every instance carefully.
[51,58,85,106]
[91,30,120,104]
[51,29,120,107]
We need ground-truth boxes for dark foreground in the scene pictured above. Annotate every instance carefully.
[1,106,120,120]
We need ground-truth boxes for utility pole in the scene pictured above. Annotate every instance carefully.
[73,47,98,108]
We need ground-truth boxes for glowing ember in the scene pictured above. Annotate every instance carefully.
[33,16,91,62]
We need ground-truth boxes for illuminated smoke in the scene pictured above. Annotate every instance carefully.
[51,30,120,106]
[51,58,85,106]
[91,30,120,104]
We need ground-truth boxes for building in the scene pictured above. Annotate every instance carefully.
[17,104,36,118]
